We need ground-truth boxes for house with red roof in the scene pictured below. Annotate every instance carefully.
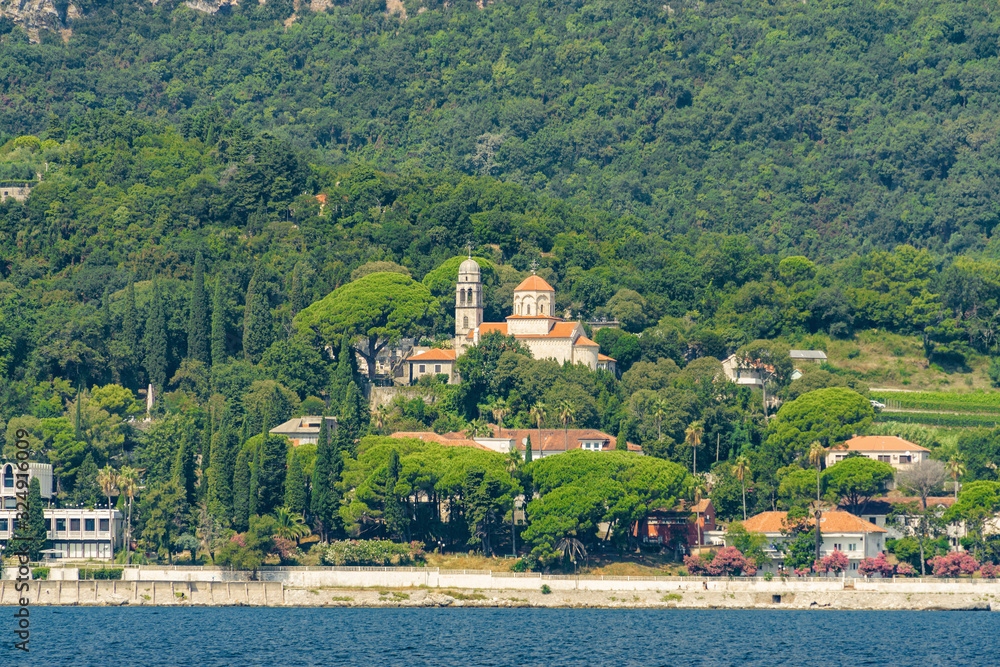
[827,435,931,471]
[709,510,888,576]
[404,347,458,385]
[634,499,716,553]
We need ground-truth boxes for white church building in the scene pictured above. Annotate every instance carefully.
[406,258,615,383]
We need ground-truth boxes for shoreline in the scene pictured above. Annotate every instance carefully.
[4,581,997,611]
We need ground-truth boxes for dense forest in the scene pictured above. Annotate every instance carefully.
[4,0,1000,566]
[4,0,1000,255]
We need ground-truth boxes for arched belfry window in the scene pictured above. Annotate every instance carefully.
[460,290,466,305]
[467,288,473,304]
[463,316,469,329]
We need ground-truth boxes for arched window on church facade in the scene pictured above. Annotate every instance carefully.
[460,289,466,305]
[463,316,469,329]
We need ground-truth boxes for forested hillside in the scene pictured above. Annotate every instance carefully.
[5,0,1000,565]
[4,0,1000,254]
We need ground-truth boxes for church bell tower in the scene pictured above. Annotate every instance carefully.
[455,258,483,341]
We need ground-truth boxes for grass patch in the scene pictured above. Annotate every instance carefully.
[441,590,488,601]
[330,596,353,601]
[661,593,682,602]
[424,553,516,572]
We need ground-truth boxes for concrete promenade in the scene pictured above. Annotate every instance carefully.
[3,566,1000,609]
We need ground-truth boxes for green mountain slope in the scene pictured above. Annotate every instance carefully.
[4,0,1000,255]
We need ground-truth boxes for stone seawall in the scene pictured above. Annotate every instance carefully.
[5,570,1000,610]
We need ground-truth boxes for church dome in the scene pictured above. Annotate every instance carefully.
[459,258,481,276]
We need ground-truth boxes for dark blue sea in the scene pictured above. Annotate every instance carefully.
[1,607,996,666]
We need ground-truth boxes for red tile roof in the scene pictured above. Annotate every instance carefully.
[740,511,886,534]
[407,348,457,362]
[467,322,508,338]
[514,275,555,292]
[389,431,492,451]
[467,321,580,340]
[598,353,617,362]
[841,435,930,453]
[574,335,599,347]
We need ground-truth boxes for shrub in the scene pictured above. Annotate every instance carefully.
[540,584,552,595]
[510,557,534,572]
[979,562,1000,579]
[706,547,755,577]
[858,552,894,578]
[321,540,426,567]
[763,571,773,582]
[82,567,123,580]
[682,554,711,576]
[31,567,50,580]
[927,552,979,577]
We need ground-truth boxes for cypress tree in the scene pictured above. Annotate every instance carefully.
[72,452,100,507]
[289,261,305,317]
[384,449,407,541]
[249,440,261,517]
[243,265,272,363]
[208,411,235,522]
[74,387,83,442]
[328,337,355,412]
[144,278,168,393]
[172,426,198,508]
[123,276,139,373]
[187,251,210,364]
[232,448,251,532]
[101,285,112,340]
[211,276,226,366]
[200,412,213,501]
[524,434,533,463]
[285,451,307,515]
[616,426,628,451]
[338,381,367,453]
[27,478,47,561]
[310,416,340,540]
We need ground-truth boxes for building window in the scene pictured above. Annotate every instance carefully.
[898,455,911,464]
[70,518,81,531]
[852,563,858,570]
[460,290,466,305]
[3,498,15,509]
[463,316,469,329]
[435,364,442,373]
[100,519,110,532]
[836,455,845,461]
[834,543,842,551]
[849,544,856,551]
[0,518,7,531]
[56,518,66,531]
[419,364,425,373]
[2,465,12,488]
[539,303,545,315]
[45,518,51,532]
[85,518,95,532]
[877,455,891,462]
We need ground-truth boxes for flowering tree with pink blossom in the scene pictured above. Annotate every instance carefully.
[793,567,812,577]
[927,552,979,577]
[707,547,756,577]
[979,562,1000,579]
[683,554,711,576]
[858,552,895,578]
[813,550,848,576]
[895,562,917,577]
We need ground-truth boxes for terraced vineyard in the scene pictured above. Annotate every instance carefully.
[872,391,1000,428]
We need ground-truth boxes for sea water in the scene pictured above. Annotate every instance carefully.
[1,607,995,666]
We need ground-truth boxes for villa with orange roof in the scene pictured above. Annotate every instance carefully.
[404,258,615,384]
[826,435,930,471]
[707,510,888,576]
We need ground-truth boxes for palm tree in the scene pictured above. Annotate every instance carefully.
[117,466,140,565]
[691,477,709,545]
[733,455,750,521]
[96,466,120,561]
[685,422,704,476]
[530,401,547,454]
[556,537,588,572]
[469,418,492,438]
[807,441,827,502]
[490,398,510,437]
[653,398,668,442]
[274,507,312,543]
[557,400,575,451]
[947,456,966,500]
[373,405,390,435]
